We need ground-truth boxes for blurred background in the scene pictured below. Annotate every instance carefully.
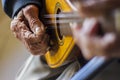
[0,3,30,80]
[0,1,120,80]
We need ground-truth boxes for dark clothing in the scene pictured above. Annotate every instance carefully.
[2,0,42,18]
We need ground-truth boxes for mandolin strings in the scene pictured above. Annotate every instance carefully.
[44,13,84,25]
[44,13,80,19]
[46,19,83,24]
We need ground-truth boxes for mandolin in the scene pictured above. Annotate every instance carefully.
[43,0,119,68]
[40,1,118,79]
[42,0,81,68]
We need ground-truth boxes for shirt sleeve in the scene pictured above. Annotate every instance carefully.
[2,0,42,18]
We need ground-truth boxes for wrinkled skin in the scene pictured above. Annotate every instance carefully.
[11,5,49,55]
[70,0,120,59]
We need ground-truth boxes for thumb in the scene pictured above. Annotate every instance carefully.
[23,5,45,35]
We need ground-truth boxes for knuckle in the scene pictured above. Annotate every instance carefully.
[18,22,26,29]
[17,10,24,19]
[30,18,38,26]
[10,18,23,32]
[23,35,29,41]
[11,20,17,26]
[22,30,32,39]
[24,6,32,14]
[23,5,38,15]
[30,17,41,26]
[21,33,26,40]
[10,21,17,31]
[28,42,47,55]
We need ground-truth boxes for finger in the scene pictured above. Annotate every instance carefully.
[18,21,49,54]
[78,0,120,17]
[23,5,45,35]
[23,34,49,55]
[10,19,20,32]
[101,33,116,49]
[11,18,33,41]
[81,18,115,57]
[70,22,81,37]
[15,10,24,21]
[87,33,116,57]
[70,18,106,59]
[11,21,44,55]
[69,21,94,59]
[11,10,26,32]
[21,27,49,55]
[82,18,98,35]
[70,18,98,37]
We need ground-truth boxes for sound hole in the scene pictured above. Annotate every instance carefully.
[56,8,63,40]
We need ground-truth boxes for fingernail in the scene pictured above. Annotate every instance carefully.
[35,27,41,35]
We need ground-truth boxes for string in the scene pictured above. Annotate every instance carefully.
[44,13,80,19]
[43,13,84,25]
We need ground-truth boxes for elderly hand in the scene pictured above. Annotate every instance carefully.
[10,5,49,55]
[70,0,120,59]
